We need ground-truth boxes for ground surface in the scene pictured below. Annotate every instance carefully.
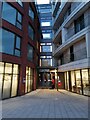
[2,89,88,119]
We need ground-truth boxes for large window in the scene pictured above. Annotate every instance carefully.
[74,15,85,33]
[41,46,52,52]
[82,69,89,96]
[29,6,34,20]
[1,28,21,57]
[27,44,33,61]
[28,25,34,40]
[25,67,34,93]
[0,62,19,99]
[41,22,51,26]
[40,59,52,66]
[2,3,22,29]
[42,33,51,39]
[75,70,82,94]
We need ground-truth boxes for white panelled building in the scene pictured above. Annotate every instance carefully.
[52,0,90,96]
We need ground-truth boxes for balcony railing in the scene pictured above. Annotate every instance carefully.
[58,47,87,65]
[65,15,90,41]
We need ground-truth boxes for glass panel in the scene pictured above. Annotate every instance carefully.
[2,29,14,55]
[0,62,4,73]
[75,70,82,94]
[13,64,18,74]
[41,22,50,26]
[0,74,3,99]
[16,36,21,49]
[43,33,51,39]
[71,71,76,92]
[64,72,67,89]
[25,67,29,93]
[41,46,52,52]
[16,22,22,29]
[82,69,89,95]
[27,44,33,61]
[5,63,12,73]
[29,6,34,20]
[17,12,22,22]
[3,74,11,99]
[2,3,16,25]
[28,25,34,40]
[15,49,20,57]
[41,59,52,66]
[11,74,18,97]
[67,72,69,90]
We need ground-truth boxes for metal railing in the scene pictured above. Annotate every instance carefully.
[58,47,87,65]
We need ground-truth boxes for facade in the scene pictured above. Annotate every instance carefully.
[0,2,40,99]
[52,1,90,95]
[37,4,54,87]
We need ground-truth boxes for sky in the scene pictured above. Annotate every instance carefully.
[36,0,50,4]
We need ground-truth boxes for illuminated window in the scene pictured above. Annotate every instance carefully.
[41,22,50,26]
[43,33,51,39]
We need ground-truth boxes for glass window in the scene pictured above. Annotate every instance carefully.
[16,36,21,49]
[75,70,82,94]
[41,46,52,52]
[0,62,4,99]
[41,59,52,66]
[2,29,14,55]
[13,64,18,74]
[27,44,33,61]
[25,67,33,93]
[1,28,21,57]
[43,33,51,39]
[3,63,12,99]
[41,22,50,26]
[5,63,12,73]
[3,73,11,99]
[2,3,16,25]
[82,69,89,96]
[0,62,19,99]
[2,3,22,30]
[29,6,34,20]
[17,12,22,22]
[28,25,34,40]
[71,71,76,92]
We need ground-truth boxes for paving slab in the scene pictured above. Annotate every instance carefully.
[2,89,89,119]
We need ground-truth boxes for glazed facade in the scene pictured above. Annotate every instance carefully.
[52,1,90,96]
[0,2,40,99]
[37,4,55,87]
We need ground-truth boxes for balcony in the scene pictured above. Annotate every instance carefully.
[65,15,90,41]
[53,1,90,40]
[58,47,87,66]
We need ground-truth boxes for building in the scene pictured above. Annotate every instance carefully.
[37,3,54,88]
[52,0,90,95]
[0,1,40,99]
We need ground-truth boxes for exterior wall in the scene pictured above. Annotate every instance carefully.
[0,2,40,99]
[52,1,90,95]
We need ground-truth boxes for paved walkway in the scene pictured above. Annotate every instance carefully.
[2,89,88,119]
